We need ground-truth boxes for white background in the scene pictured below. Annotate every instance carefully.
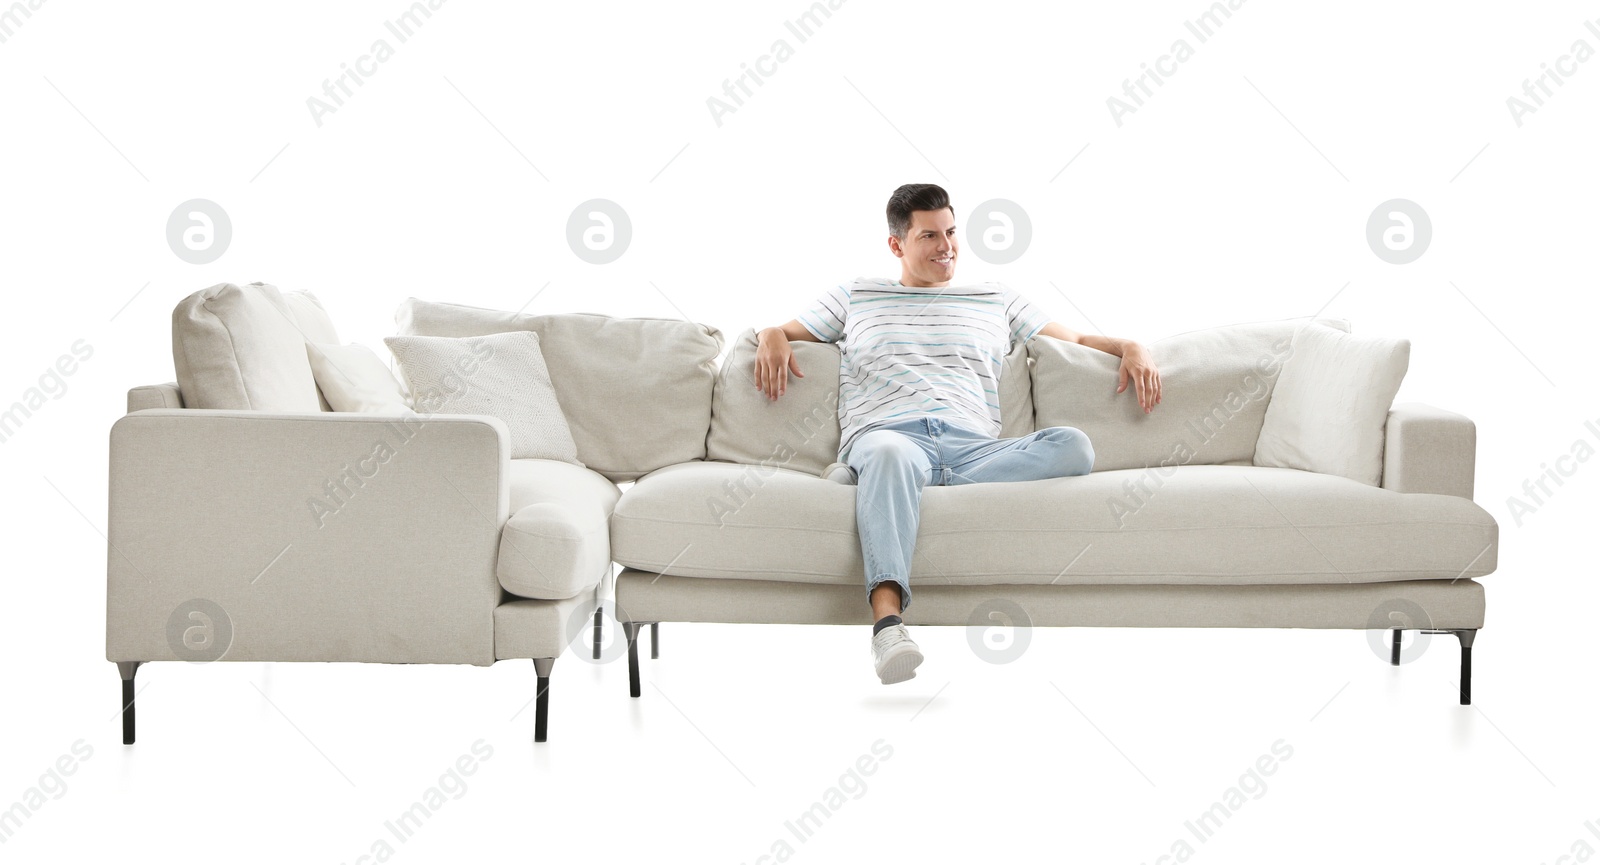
[1,0,1595,861]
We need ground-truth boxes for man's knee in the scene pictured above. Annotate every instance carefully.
[1042,426,1094,476]
[849,431,926,479]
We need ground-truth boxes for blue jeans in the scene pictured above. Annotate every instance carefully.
[842,417,1095,614]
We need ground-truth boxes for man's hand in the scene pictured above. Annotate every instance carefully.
[1116,343,1161,413]
[755,326,804,400]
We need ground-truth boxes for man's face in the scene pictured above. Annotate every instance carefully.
[890,208,957,287]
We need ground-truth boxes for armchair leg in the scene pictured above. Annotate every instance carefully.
[1391,629,1401,665]
[650,622,659,660]
[624,622,642,698]
[592,606,603,661]
[533,658,554,743]
[117,662,140,745]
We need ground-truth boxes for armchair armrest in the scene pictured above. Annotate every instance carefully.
[1382,402,1476,499]
[107,409,511,665]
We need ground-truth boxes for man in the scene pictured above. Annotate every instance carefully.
[754,184,1162,684]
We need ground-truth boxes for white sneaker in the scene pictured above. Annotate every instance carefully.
[822,462,857,484]
[872,624,923,684]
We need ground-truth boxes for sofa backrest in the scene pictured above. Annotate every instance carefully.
[705,328,1035,476]
[1029,316,1350,472]
[171,282,339,412]
[395,298,722,482]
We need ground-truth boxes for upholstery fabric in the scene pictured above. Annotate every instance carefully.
[395,298,721,481]
[614,570,1486,630]
[1382,403,1477,499]
[610,461,1497,588]
[106,409,510,665]
[1029,317,1350,472]
[1255,323,1410,486]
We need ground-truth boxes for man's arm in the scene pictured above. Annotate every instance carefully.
[755,320,820,400]
[1036,321,1162,413]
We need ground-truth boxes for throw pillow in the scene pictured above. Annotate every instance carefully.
[1253,323,1410,486]
[384,331,582,465]
[306,342,411,414]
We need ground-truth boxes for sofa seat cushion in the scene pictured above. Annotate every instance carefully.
[498,459,620,600]
[610,462,1498,588]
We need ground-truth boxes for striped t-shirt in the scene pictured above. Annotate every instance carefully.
[800,277,1048,459]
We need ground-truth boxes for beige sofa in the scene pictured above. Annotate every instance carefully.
[609,320,1497,707]
[107,288,1497,749]
[107,286,720,743]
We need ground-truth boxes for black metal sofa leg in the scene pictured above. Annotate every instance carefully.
[651,622,659,660]
[1454,630,1475,705]
[592,606,603,661]
[533,658,554,743]
[117,662,140,745]
[624,622,642,697]
[1391,629,1401,665]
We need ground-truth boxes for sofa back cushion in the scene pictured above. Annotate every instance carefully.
[1029,317,1349,472]
[172,282,338,411]
[706,328,1035,476]
[395,298,722,481]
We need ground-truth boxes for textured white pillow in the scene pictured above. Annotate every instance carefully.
[306,342,411,414]
[384,331,582,464]
[1254,323,1410,486]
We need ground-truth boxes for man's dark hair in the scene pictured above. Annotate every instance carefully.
[886,183,954,240]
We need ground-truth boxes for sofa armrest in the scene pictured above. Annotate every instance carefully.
[1382,402,1476,499]
[107,409,511,665]
[127,382,184,412]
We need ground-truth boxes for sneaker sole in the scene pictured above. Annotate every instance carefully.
[876,647,923,685]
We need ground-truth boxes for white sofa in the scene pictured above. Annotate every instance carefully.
[107,285,720,743]
[106,287,1497,748]
[609,320,1496,707]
